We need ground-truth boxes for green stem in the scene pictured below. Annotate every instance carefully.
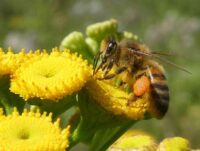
[0,93,25,115]
[72,89,137,151]
[0,96,13,114]
[69,118,85,146]
[89,120,134,151]
[68,117,97,149]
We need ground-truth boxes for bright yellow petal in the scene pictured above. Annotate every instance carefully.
[0,108,70,151]
[10,48,92,101]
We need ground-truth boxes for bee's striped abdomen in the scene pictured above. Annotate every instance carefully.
[148,67,169,118]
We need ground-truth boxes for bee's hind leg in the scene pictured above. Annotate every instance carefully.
[126,93,141,106]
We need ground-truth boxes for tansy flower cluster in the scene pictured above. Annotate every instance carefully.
[108,130,191,151]
[0,47,92,150]
[0,19,197,151]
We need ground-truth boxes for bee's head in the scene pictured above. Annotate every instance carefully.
[93,36,118,74]
[101,36,117,57]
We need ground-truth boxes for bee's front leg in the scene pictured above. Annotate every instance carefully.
[99,66,127,80]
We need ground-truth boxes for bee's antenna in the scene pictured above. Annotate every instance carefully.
[151,51,176,57]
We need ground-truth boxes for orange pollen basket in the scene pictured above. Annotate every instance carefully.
[133,76,150,97]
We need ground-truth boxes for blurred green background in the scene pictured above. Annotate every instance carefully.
[0,0,200,149]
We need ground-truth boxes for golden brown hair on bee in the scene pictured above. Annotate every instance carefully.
[93,36,118,75]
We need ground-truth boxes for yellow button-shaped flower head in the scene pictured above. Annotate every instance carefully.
[0,108,70,151]
[87,79,152,120]
[157,137,191,151]
[108,130,157,151]
[10,48,92,101]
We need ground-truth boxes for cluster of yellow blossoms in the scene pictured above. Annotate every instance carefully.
[0,46,157,120]
[108,130,191,151]
[0,47,93,150]
[0,48,92,101]
[0,19,197,151]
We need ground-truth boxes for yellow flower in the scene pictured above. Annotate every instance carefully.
[108,130,157,151]
[0,108,70,151]
[157,137,191,151]
[86,79,153,120]
[10,48,92,101]
[0,48,32,75]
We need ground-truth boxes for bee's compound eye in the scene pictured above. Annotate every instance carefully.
[108,42,114,49]
[107,41,117,53]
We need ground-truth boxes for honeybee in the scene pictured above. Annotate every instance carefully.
[93,36,187,118]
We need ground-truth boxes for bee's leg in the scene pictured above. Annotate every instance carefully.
[116,80,126,87]
[126,93,134,106]
[93,51,103,74]
[93,53,99,74]
[126,93,141,106]
[94,55,107,74]
[103,60,114,76]
[134,69,147,79]
[100,66,127,80]
[102,62,108,71]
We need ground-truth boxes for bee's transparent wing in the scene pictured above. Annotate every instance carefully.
[128,48,191,74]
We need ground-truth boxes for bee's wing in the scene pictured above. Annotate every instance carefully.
[128,48,191,74]
[152,54,191,74]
